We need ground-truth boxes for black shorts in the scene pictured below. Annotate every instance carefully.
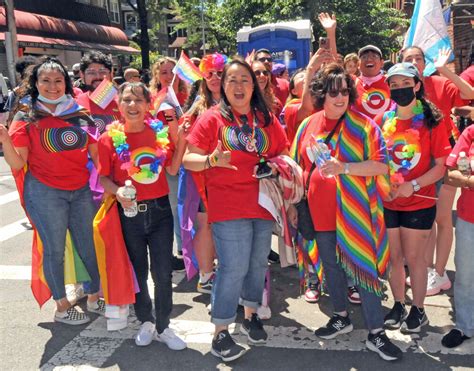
[384,206,436,230]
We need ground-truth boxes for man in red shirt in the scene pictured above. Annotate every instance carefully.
[353,45,391,119]
[254,49,290,106]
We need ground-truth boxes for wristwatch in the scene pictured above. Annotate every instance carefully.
[411,179,421,192]
[344,163,350,175]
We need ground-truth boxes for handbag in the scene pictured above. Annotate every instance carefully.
[295,114,345,240]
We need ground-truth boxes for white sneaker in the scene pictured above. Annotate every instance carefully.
[135,321,156,346]
[66,284,86,305]
[426,270,452,296]
[406,267,433,287]
[156,327,187,350]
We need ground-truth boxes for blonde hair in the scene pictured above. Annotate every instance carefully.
[150,57,187,94]
[343,53,359,67]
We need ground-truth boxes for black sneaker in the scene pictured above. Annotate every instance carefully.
[172,255,185,272]
[366,330,403,361]
[441,329,470,348]
[384,302,408,329]
[401,306,428,333]
[314,314,353,340]
[241,313,268,344]
[211,330,247,362]
[268,250,280,264]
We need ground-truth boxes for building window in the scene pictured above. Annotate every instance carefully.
[109,0,120,23]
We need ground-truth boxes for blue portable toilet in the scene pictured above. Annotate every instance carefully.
[237,20,313,74]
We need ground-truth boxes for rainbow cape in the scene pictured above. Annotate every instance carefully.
[334,110,390,295]
[173,51,203,85]
[93,197,138,305]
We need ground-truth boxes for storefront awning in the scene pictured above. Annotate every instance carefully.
[0,7,139,54]
[0,32,139,54]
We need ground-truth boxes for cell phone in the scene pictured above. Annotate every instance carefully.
[319,37,330,50]
[256,161,273,179]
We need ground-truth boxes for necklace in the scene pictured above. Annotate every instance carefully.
[382,100,424,184]
[236,113,257,153]
[107,118,170,182]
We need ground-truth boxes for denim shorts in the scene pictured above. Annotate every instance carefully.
[384,206,436,230]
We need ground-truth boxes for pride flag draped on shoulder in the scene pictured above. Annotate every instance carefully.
[173,51,203,85]
[404,0,453,76]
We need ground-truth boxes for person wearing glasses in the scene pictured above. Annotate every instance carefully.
[254,49,289,108]
[183,57,289,362]
[179,53,227,295]
[288,63,402,361]
[252,60,282,116]
[353,45,391,120]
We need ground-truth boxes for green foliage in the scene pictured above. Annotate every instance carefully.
[308,0,408,57]
[129,51,162,70]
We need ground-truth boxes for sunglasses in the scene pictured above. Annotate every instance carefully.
[254,70,270,77]
[204,70,223,80]
[258,57,272,63]
[327,88,350,97]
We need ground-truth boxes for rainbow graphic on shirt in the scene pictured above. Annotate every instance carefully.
[173,51,203,85]
[361,87,391,116]
[90,80,118,110]
[388,130,422,174]
[129,146,161,184]
[40,127,87,153]
[220,126,270,154]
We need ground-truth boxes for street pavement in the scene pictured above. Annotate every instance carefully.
[1,155,473,371]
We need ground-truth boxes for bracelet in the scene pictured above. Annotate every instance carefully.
[209,154,218,167]
[205,155,211,170]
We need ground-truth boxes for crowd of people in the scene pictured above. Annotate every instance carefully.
[0,13,473,364]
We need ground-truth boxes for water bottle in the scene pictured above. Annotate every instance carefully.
[457,151,471,176]
[122,180,138,217]
[309,138,333,178]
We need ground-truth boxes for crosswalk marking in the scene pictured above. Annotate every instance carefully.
[0,217,29,242]
[0,190,19,206]
[0,265,30,280]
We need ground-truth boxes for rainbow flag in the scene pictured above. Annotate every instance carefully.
[173,51,203,85]
[93,197,137,305]
[90,79,118,110]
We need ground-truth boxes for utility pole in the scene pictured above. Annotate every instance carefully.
[200,0,206,55]
[4,0,18,86]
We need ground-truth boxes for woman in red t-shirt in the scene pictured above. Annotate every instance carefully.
[180,53,226,294]
[0,57,103,325]
[251,60,283,116]
[183,58,289,362]
[98,82,186,350]
[378,63,451,333]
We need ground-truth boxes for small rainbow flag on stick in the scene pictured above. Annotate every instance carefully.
[173,51,203,85]
[90,79,118,109]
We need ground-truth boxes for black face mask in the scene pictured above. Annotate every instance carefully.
[390,86,416,107]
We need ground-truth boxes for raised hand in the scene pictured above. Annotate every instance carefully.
[434,47,452,69]
[209,140,237,170]
[318,12,337,32]
[308,48,334,73]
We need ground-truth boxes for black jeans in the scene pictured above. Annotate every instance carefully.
[119,195,174,333]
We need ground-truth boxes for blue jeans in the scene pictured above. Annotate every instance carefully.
[454,217,474,337]
[166,172,182,252]
[119,196,174,333]
[315,231,384,330]
[211,218,273,325]
[24,172,100,300]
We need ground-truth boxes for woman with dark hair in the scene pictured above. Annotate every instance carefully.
[98,82,186,350]
[183,57,289,361]
[252,60,283,115]
[0,57,103,325]
[401,46,474,296]
[376,62,451,333]
[289,63,402,361]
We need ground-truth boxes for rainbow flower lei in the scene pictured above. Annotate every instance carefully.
[382,100,424,184]
[107,119,170,181]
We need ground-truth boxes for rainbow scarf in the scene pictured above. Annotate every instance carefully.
[335,110,390,295]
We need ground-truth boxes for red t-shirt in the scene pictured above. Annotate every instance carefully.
[97,125,174,201]
[9,113,94,190]
[271,76,290,108]
[186,107,289,223]
[354,77,391,119]
[423,75,469,139]
[445,124,474,223]
[375,114,452,211]
[282,99,319,144]
[76,92,121,136]
[460,65,474,87]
